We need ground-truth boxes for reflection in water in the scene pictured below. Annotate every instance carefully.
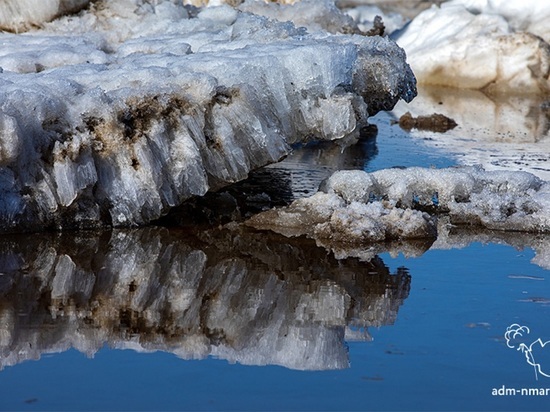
[0,227,410,371]
[392,85,550,179]
[433,222,550,271]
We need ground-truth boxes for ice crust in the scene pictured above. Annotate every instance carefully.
[0,227,410,371]
[394,1,550,93]
[0,0,416,232]
[247,167,550,244]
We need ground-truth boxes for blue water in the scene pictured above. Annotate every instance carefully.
[1,241,549,411]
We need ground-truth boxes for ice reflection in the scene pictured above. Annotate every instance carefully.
[315,222,550,271]
[392,85,550,179]
[0,227,410,371]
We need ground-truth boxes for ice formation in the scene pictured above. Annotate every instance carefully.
[342,4,407,36]
[446,0,550,43]
[247,167,550,244]
[0,0,416,233]
[0,227,410,371]
[394,2,550,93]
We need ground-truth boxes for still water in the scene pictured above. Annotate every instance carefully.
[1,105,549,411]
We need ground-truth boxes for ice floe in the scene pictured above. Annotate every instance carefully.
[0,0,415,233]
[247,167,550,244]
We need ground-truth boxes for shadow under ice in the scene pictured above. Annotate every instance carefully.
[0,226,410,371]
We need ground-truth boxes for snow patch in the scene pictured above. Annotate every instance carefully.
[247,167,550,244]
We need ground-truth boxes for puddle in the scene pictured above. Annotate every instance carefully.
[393,85,550,180]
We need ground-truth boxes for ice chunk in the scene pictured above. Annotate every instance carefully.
[0,0,91,32]
[446,0,550,43]
[343,4,408,36]
[394,4,550,94]
[0,0,416,233]
[247,167,550,245]
[247,185,437,243]
[239,0,360,35]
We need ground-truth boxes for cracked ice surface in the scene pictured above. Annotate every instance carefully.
[247,167,550,244]
[0,0,416,233]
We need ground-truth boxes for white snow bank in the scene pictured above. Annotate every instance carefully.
[394,4,550,93]
[247,167,550,243]
[391,86,550,181]
[0,0,416,233]
[0,0,91,32]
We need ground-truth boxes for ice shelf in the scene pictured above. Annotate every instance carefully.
[0,0,416,233]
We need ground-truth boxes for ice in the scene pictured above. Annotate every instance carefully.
[0,0,416,233]
[445,0,550,43]
[0,227,410,371]
[394,2,550,93]
[238,0,360,35]
[343,4,408,35]
[247,167,550,244]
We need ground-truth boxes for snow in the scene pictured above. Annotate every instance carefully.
[247,167,550,244]
[0,0,416,233]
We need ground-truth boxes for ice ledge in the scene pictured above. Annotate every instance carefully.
[0,5,416,233]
